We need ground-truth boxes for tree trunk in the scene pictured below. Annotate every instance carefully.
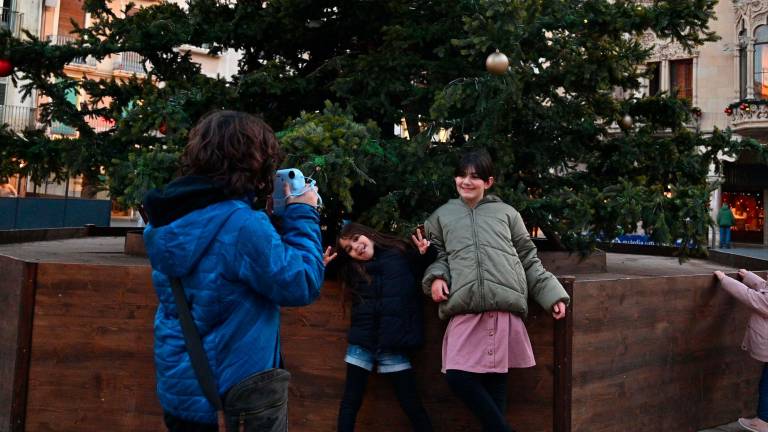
[80,173,100,199]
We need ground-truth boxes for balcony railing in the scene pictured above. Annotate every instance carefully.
[47,35,95,66]
[0,105,38,132]
[87,116,116,133]
[114,52,146,74]
[1,8,22,36]
[49,116,116,136]
[728,101,768,140]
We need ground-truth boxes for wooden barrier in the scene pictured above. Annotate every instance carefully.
[571,273,763,432]
[0,242,761,431]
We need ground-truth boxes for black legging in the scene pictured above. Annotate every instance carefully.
[445,369,515,432]
[337,364,433,431]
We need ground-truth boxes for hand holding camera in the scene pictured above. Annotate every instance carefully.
[272,169,322,215]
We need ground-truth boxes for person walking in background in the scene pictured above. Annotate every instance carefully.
[325,222,434,432]
[714,269,768,432]
[143,110,324,431]
[718,202,734,249]
[423,149,570,432]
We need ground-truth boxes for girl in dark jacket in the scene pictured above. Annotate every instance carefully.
[324,222,434,432]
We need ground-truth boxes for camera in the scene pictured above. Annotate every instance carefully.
[272,168,321,215]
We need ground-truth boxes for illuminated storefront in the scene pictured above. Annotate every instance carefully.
[722,190,764,243]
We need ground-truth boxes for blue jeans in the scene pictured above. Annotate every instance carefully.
[344,344,412,373]
[760,363,768,421]
[719,226,731,248]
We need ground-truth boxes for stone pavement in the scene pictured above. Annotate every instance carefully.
[713,243,768,261]
[699,420,746,431]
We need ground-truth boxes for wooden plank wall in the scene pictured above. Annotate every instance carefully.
[11,261,561,432]
[23,264,163,432]
[0,256,35,432]
[572,273,764,432]
[283,281,559,432]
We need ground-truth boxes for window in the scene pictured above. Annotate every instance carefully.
[647,62,660,96]
[670,59,693,101]
[740,29,748,100]
[755,25,768,99]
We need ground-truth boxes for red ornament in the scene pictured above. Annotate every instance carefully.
[740,103,749,111]
[158,121,168,135]
[0,59,13,77]
[725,107,733,116]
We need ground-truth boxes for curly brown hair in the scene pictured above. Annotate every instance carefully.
[180,110,284,198]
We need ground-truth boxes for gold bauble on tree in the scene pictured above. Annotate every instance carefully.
[485,49,509,75]
[619,114,634,130]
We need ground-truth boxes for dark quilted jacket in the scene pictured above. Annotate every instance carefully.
[347,246,435,351]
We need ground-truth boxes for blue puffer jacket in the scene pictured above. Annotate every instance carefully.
[143,176,324,424]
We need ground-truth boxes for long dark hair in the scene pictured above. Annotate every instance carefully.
[180,110,283,199]
[335,223,413,308]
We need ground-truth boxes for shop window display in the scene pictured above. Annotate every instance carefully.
[722,191,764,243]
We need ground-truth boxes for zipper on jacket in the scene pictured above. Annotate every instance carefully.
[238,412,245,432]
[470,207,485,311]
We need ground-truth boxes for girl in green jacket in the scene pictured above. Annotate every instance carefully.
[422,149,570,432]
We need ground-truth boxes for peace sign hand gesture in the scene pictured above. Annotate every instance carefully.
[323,246,337,266]
[411,228,431,255]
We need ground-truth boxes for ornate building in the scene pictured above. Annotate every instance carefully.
[637,0,768,245]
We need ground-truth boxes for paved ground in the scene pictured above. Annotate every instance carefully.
[700,420,746,431]
[713,243,768,261]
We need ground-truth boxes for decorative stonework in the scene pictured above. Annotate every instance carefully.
[640,31,699,61]
[729,102,768,141]
[731,103,768,122]
[734,0,768,29]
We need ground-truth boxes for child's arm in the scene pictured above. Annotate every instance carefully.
[421,215,451,300]
[738,269,766,291]
[508,211,570,312]
[715,271,768,317]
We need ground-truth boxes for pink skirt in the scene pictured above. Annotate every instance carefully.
[442,311,535,373]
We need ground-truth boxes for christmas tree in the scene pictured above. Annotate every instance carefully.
[0,0,760,256]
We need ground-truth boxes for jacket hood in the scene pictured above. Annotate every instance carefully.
[142,176,246,277]
[143,176,231,228]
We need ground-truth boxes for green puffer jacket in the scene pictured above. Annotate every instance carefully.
[422,195,570,320]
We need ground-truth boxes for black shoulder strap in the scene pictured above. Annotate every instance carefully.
[170,277,227,430]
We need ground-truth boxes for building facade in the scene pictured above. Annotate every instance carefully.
[4,0,241,200]
[637,0,768,246]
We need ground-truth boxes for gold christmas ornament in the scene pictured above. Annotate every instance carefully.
[485,50,509,75]
[619,114,634,129]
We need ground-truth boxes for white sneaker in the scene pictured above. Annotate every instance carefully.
[738,417,768,432]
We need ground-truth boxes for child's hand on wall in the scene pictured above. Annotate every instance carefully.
[552,301,567,320]
[714,270,725,281]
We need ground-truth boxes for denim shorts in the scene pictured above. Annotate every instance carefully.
[344,344,412,373]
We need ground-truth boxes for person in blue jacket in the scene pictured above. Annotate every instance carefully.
[143,110,324,431]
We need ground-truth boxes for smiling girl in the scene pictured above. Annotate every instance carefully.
[325,223,435,431]
[422,149,570,432]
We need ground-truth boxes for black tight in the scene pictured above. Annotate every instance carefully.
[337,364,433,431]
[445,370,514,432]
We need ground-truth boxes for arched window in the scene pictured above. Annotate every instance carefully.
[754,25,768,99]
[740,28,748,99]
